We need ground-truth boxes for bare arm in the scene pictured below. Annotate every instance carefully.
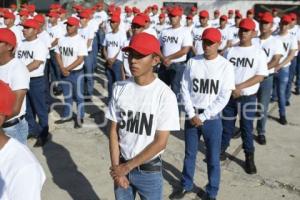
[109,120,120,167]
[276,49,297,70]
[267,54,282,70]
[27,60,44,72]
[165,46,190,60]
[66,56,84,71]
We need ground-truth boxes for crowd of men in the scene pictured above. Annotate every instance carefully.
[0,1,299,200]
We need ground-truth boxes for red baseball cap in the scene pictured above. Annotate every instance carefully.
[191,6,197,12]
[214,10,220,14]
[239,18,255,30]
[3,11,15,19]
[64,17,80,27]
[27,4,36,13]
[159,13,165,19]
[122,32,162,56]
[140,13,150,23]
[272,8,278,12]
[33,14,45,24]
[58,8,67,14]
[202,28,221,43]
[50,3,61,10]
[110,13,121,23]
[199,10,209,18]
[125,7,132,13]
[47,12,60,18]
[10,4,17,9]
[220,15,228,21]
[228,10,234,14]
[235,12,242,19]
[22,19,40,29]
[132,14,146,26]
[281,15,292,24]
[260,12,273,23]
[79,11,91,19]
[247,9,254,15]
[152,4,158,10]
[132,7,140,14]
[0,28,17,47]
[235,10,240,14]
[186,15,193,20]
[19,9,29,17]
[0,80,16,118]
[169,6,183,17]
[289,13,297,21]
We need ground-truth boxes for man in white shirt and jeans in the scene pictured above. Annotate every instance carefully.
[107,32,180,200]
[0,80,46,200]
[172,28,235,200]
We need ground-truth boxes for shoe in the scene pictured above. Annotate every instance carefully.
[53,89,62,96]
[220,151,227,161]
[257,135,266,145]
[33,136,48,147]
[170,188,192,199]
[84,97,92,102]
[232,130,241,139]
[74,119,84,129]
[295,89,300,95]
[27,133,38,139]
[279,116,287,125]
[200,193,216,200]
[286,101,290,106]
[55,117,73,124]
[245,152,257,174]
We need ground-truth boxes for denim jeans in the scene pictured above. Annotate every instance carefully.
[49,50,62,86]
[158,62,186,101]
[3,118,29,145]
[296,52,300,91]
[26,76,49,138]
[221,95,257,154]
[256,75,274,135]
[114,168,163,200]
[274,67,289,117]
[286,57,297,102]
[61,70,85,119]
[84,51,95,97]
[181,118,222,198]
[106,59,123,100]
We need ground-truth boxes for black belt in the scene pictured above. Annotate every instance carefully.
[194,108,204,115]
[30,76,44,80]
[2,115,25,128]
[120,157,162,172]
[173,61,186,65]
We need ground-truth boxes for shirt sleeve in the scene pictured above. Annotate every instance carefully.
[78,38,88,56]
[256,49,269,76]
[10,63,30,91]
[182,29,193,47]
[156,88,180,131]
[33,42,47,62]
[275,39,285,56]
[181,59,196,119]
[291,36,298,50]
[105,83,119,122]
[199,63,235,122]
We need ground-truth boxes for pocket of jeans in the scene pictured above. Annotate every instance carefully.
[139,169,162,175]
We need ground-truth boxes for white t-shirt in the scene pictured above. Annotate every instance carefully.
[122,39,132,78]
[0,58,30,121]
[10,25,23,47]
[88,18,100,34]
[181,55,235,122]
[192,15,199,26]
[105,78,180,161]
[155,23,168,37]
[47,23,65,50]
[150,13,159,29]
[288,25,299,56]
[93,10,108,26]
[79,25,95,52]
[252,35,284,74]
[228,18,235,26]
[102,30,127,61]
[143,27,158,38]
[0,18,5,28]
[275,33,298,68]
[55,34,88,71]
[229,25,240,46]
[160,26,193,63]
[123,15,134,32]
[224,45,268,95]
[218,26,231,50]
[16,38,48,78]
[192,25,210,55]
[0,138,45,200]
[272,16,280,32]
[209,18,220,28]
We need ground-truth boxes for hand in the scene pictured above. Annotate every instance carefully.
[110,163,131,178]
[190,116,202,127]
[107,58,115,69]
[114,176,130,189]
[61,68,70,77]
[232,87,242,99]
[163,57,172,67]
[274,64,281,73]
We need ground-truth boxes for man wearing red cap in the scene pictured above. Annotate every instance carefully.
[54,17,88,128]
[150,4,159,30]
[123,6,134,34]
[190,6,199,26]
[16,19,49,147]
[227,10,235,26]
[0,28,30,144]
[3,11,23,46]
[140,13,158,38]
[272,8,280,32]
[159,6,193,100]
[227,12,242,47]
[217,15,231,55]
[172,28,235,200]
[192,10,210,56]
[186,15,194,33]
[246,8,259,36]
[210,10,220,28]
[252,12,284,145]
[102,13,127,99]
[221,18,268,174]
[0,80,46,200]
[271,15,298,125]
[155,13,168,36]
[107,32,180,200]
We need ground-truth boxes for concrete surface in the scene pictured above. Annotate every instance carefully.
[28,61,300,200]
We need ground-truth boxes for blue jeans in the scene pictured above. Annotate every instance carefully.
[106,60,123,100]
[61,70,85,119]
[84,51,95,97]
[158,62,186,101]
[4,118,29,145]
[274,67,289,117]
[26,77,49,138]
[181,118,222,198]
[256,75,274,135]
[49,50,62,87]
[286,57,297,102]
[114,168,163,200]
[296,52,300,91]
[221,95,257,154]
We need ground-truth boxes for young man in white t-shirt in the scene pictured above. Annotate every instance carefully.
[192,10,210,56]
[210,10,220,28]
[217,15,231,55]
[0,28,30,144]
[228,12,242,47]
[221,18,268,174]
[16,19,49,147]
[0,80,46,200]
[102,13,127,100]
[54,17,88,128]
[159,6,193,100]
[273,15,298,125]
[252,12,284,145]
[172,28,235,200]
[107,32,180,200]
[3,11,23,47]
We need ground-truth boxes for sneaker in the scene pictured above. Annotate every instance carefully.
[257,135,266,145]
[279,116,287,125]
[170,188,193,199]
[74,119,84,129]
[220,151,227,161]
[286,101,290,106]
[33,136,48,147]
[245,152,257,174]
[199,193,216,200]
[55,117,73,124]
[295,89,300,95]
